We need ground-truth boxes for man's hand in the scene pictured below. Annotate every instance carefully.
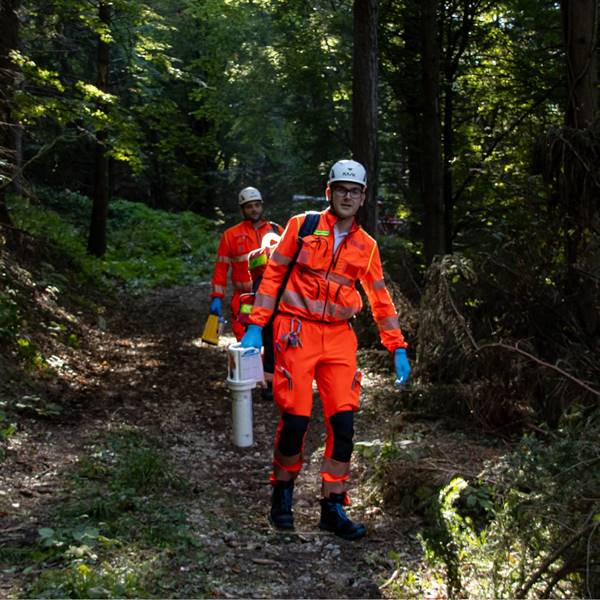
[209,297,222,317]
[394,348,411,387]
[241,324,263,350]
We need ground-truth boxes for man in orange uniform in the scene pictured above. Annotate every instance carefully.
[209,187,283,341]
[241,159,411,540]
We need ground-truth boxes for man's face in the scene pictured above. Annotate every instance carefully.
[329,183,365,219]
[241,200,264,222]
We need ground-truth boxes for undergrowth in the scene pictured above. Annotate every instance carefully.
[0,427,211,599]
[366,408,600,598]
[7,189,218,295]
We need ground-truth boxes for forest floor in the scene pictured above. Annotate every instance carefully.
[0,257,502,598]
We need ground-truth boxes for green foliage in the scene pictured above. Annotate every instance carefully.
[7,195,102,284]
[3,427,209,598]
[103,200,217,293]
[8,192,217,294]
[16,337,50,372]
[0,290,21,339]
[28,561,149,599]
[0,410,17,461]
[389,410,600,598]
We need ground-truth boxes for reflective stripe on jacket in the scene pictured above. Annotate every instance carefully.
[210,219,283,299]
[249,208,408,352]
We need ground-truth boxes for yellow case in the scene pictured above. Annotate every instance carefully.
[201,314,220,345]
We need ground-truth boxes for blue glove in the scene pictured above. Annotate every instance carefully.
[241,324,263,350]
[209,297,222,317]
[394,348,411,387]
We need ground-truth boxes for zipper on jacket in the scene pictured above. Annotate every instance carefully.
[321,230,352,320]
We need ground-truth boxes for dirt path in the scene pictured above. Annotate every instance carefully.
[1,282,425,598]
[129,284,423,598]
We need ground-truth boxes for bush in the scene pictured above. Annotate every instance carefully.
[416,409,600,598]
[7,191,219,294]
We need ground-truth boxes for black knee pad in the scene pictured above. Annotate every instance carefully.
[278,412,310,456]
[329,411,354,462]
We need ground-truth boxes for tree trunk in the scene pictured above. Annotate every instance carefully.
[442,73,454,254]
[562,0,598,128]
[87,0,111,257]
[560,0,598,274]
[352,0,379,237]
[421,0,445,263]
[558,0,598,332]
[0,0,20,226]
[397,0,425,242]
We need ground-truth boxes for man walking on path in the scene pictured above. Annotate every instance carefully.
[209,187,283,341]
[241,159,411,540]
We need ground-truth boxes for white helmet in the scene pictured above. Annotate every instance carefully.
[327,159,367,188]
[238,186,263,206]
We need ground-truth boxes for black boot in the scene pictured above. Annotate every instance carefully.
[269,481,294,529]
[319,493,366,540]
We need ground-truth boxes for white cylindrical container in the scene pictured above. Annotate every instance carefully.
[226,377,255,447]
[227,342,264,384]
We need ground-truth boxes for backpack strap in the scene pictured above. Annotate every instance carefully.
[268,211,322,321]
[297,211,320,239]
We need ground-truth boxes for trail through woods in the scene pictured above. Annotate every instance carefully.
[0,282,497,598]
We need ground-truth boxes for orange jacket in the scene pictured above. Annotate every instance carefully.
[210,219,283,299]
[249,209,407,352]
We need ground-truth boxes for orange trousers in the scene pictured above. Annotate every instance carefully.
[270,314,363,496]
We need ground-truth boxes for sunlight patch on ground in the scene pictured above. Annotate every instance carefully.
[191,332,236,349]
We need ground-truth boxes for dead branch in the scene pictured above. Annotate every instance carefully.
[515,515,595,598]
[475,343,600,398]
[441,272,600,398]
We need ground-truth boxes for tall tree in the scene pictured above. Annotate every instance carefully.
[87,0,111,257]
[552,0,599,332]
[441,0,491,253]
[352,0,379,236]
[421,0,446,262]
[562,0,598,128]
[0,0,20,226]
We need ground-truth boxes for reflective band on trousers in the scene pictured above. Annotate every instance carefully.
[274,448,302,469]
[321,456,351,478]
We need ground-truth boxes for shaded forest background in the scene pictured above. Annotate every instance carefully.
[1,0,599,597]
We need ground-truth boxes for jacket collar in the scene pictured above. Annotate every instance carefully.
[323,207,360,234]
[243,218,268,229]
